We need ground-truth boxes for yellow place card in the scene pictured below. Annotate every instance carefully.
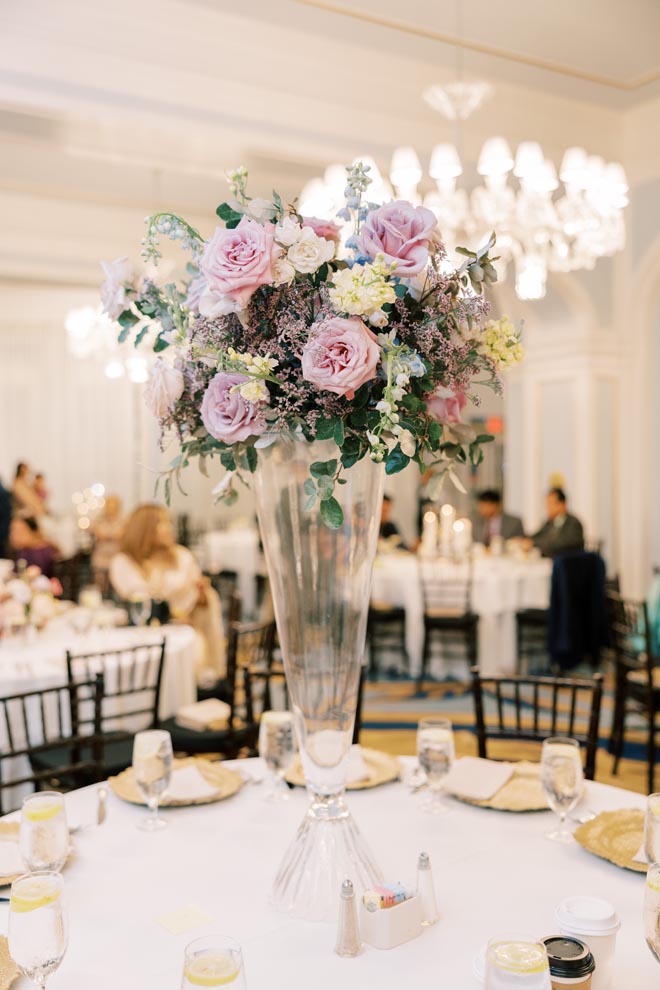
[156,904,214,935]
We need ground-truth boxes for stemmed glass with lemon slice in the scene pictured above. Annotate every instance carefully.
[8,872,68,989]
[20,793,69,873]
[182,935,247,989]
[132,729,173,831]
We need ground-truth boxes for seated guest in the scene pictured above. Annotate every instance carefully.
[33,473,49,508]
[92,494,125,594]
[12,462,44,518]
[531,488,584,558]
[110,504,226,684]
[9,517,58,576]
[474,489,524,546]
[380,494,406,548]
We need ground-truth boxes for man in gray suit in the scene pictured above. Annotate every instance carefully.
[474,490,524,547]
[531,488,584,557]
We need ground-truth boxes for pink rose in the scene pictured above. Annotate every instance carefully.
[302,216,342,245]
[201,372,268,444]
[301,316,380,400]
[358,201,437,277]
[200,218,276,309]
[427,385,466,424]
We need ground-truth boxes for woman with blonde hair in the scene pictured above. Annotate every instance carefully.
[109,504,225,684]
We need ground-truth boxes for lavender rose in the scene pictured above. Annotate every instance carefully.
[144,359,185,418]
[201,372,268,444]
[200,217,276,309]
[301,316,380,400]
[358,201,437,277]
[427,385,466,424]
[302,216,342,245]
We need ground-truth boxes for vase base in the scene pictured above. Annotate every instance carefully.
[270,792,382,922]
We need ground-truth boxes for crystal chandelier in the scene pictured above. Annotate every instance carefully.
[65,306,150,382]
[299,139,628,301]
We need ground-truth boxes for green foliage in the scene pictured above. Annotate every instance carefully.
[215,202,243,229]
[385,445,410,475]
[320,496,343,529]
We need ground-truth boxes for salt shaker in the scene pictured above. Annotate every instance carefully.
[335,879,363,957]
[417,851,439,926]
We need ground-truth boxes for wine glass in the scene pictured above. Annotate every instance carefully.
[8,872,68,989]
[645,863,660,964]
[20,793,69,873]
[416,717,455,814]
[181,935,247,989]
[540,737,583,842]
[485,937,551,989]
[128,592,152,627]
[132,730,173,831]
[645,793,660,864]
[259,711,296,801]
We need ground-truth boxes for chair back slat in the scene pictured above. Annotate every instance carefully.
[470,667,603,780]
[420,561,472,613]
[0,675,105,814]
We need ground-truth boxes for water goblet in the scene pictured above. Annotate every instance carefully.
[181,935,247,989]
[540,737,583,843]
[644,863,660,965]
[485,937,551,989]
[8,871,68,990]
[417,717,455,814]
[128,592,152,627]
[132,730,173,831]
[645,793,660,864]
[20,793,69,873]
[259,710,296,802]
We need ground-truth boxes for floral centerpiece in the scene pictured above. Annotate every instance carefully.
[101,162,522,521]
[0,566,63,634]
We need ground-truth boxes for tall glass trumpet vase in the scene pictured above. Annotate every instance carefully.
[254,437,384,922]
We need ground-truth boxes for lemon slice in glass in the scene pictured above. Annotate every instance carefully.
[10,875,61,913]
[184,952,240,987]
[24,797,63,823]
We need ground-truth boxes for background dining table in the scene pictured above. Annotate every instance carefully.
[1,757,654,988]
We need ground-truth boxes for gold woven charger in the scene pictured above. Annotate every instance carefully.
[574,808,647,873]
[285,748,400,790]
[448,761,548,812]
[109,757,241,807]
[0,937,18,990]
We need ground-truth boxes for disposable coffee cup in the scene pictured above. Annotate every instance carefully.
[542,936,595,989]
[554,897,620,990]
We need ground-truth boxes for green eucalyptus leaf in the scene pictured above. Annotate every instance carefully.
[304,493,317,511]
[153,335,170,353]
[385,445,410,475]
[246,446,258,473]
[310,459,337,478]
[303,478,316,496]
[314,418,336,441]
[333,419,345,445]
[320,497,344,529]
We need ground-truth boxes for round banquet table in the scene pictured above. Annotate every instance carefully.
[1,758,654,989]
[371,553,553,676]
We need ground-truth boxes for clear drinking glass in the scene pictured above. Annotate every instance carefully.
[485,938,551,989]
[8,872,68,989]
[132,730,173,831]
[128,592,152,627]
[253,437,384,921]
[540,736,583,842]
[259,711,296,802]
[645,793,660,864]
[181,935,246,989]
[417,717,455,814]
[20,793,69,873]
[644,864,660,964]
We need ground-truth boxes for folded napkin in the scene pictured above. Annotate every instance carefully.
[443,756,514,801]
[0,839,23,878]
[165,765,221,802]
[175,698,230,733]
[346,745,371,784]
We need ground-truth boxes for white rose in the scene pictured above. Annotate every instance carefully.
[198,287,244,319]
[272,257,296,286]
[6,579,31,605]
[246,197,278,222]
[287,227,335,274]
[144,359,185,418]
[368,309,389,328]
[274,216,303,248]
[398,429,416,457]
[100,256,133,320]
[402,272,427,302]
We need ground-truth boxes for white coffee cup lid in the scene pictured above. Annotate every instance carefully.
[555,896,621,936]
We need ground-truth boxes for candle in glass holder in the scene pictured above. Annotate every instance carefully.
[439,504,456,556]
[453,518,472,558]
[421,512,438,557]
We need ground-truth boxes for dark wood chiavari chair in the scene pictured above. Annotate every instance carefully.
[417,560,478,693]
[0,675,105,815]
[470,666,603,780]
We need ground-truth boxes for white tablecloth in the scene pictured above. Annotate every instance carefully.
[371,554,552,676]
[195,529,264,616]
[1,760,654,989]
